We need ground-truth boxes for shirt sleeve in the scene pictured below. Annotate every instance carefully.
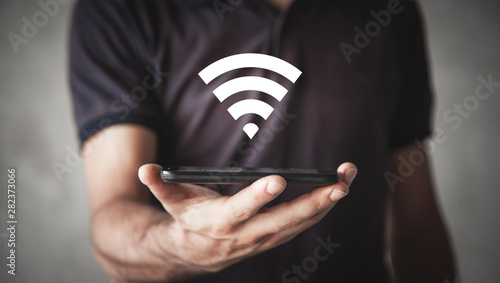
[69,0,162,144]
[388,1,433,150]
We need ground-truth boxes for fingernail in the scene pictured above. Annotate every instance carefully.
[345,168,358,185]
[330,189,348,201]
[267,182,285,195]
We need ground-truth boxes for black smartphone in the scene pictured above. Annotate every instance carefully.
[161,166,338,186]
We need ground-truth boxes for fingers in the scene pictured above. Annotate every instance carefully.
[331,162,357,200]
[224,162,358,226]
[246,162,358,236]
[224,175,286,223]
[249,184,337,234]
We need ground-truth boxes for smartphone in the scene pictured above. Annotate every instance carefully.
[161,166,338,186]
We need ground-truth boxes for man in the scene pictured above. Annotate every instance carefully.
[70,0,456,282]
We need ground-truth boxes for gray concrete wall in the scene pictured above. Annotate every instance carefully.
[0,0,499,282]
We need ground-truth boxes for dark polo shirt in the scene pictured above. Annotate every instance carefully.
[70,0,432,282]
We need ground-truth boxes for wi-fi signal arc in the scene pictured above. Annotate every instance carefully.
[213,76,288,102]
[226,99,274,120]
[198,53,302,139]
[199,53,302,84]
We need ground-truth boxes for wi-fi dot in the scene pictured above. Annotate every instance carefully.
[198,53,302,139]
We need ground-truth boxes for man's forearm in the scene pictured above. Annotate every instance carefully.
[390,215,456,283]
[387,144,457,283]
[91,198,206,282]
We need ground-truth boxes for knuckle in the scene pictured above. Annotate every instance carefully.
[278,215,301,231]
[236,233,261,248]
[307,191,331,214]
[307,212,325,225]
[207,223,233,239]
[310,198,326,213]
[231,206,252,221]
[315,187,333,205]
[227,197,257,221]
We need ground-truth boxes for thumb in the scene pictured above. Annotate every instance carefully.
[138,163,164,188]
[138,163,191,206]
[138,164,219,208]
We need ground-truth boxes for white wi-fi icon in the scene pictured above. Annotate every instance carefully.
[198,53,302,139]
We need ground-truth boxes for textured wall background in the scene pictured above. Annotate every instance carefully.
[0,0,499,282]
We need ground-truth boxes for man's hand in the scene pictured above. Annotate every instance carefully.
[139,162,357,273]
[84,124,357,282]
